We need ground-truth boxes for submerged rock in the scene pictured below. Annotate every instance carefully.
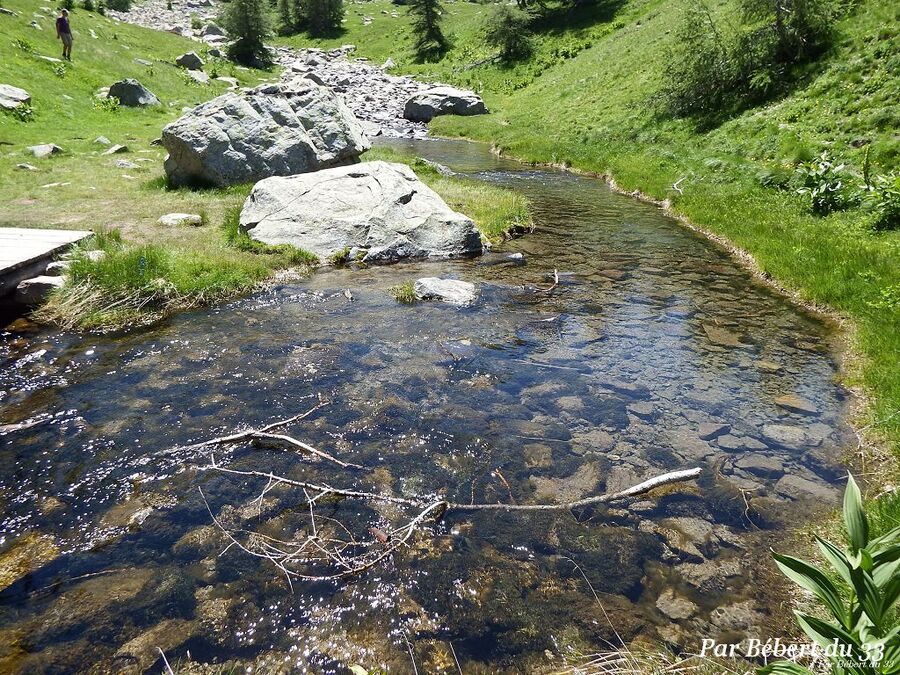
[111,619,198,674]
[655,588,698,620]
[403,86,488,122]
[240,161,482,261]
[414,277,478,306]
[162,80,369,187]
[0,533,60,592]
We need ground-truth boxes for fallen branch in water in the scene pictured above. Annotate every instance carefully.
[182,399,368,471]
[204,452,702,582]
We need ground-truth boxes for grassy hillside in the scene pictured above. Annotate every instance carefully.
[281,0,900,458]
[0,0,529,328]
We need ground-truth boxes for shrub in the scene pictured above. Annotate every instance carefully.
[758,474,900,675]
[105,0,131,10]
[662,0,842,120]
[297,0,343,36]
[389,281,417,303]
[482,5,532,62]
[93,95,120,111]
[220,0,273,67]
[82,0,94,11]
[97,1,105,14]
[191,13,202,29]
[61,0,74,8]
[795,151,850,215]
[860,172,900,232]
[277,0,293,34]
[408,0,450,62]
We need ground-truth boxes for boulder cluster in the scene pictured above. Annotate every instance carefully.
[158,54,489,265]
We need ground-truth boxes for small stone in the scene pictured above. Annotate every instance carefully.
[774,394,819,416]
[115,159,139,169]
[761,423,812,449]
[414,278,477,306]
[775,473,838,501]
[523,443,552,469]
[94,135,111,145]
[186,70,210,85]
[655,588,698,620]
[698,422,730,440]
[628,401,655,419]
[176,52,205,70]
[0,533,60,592]
[27,143,63,158]
[44,260,71,276]
[757,360,783,374]
[734,453,785,478]
[16,163,38,171]
[717,434,767,452]
[102,144,128,155]
[702,323,744,347]
[108,78,160,107]
[14,276,64,304]
[158,213,203,227]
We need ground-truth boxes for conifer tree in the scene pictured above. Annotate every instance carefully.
[220,0,273,66]
[407,0,449,62]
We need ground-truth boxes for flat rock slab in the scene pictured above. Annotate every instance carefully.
[27,143,63,158]
[414,277,477,306]
[15,275,64,304]
[240,161,482,262]
[0,83,30,110]
[0,227,92,296]
[158,213,203,227]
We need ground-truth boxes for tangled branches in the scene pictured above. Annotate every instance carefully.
[195,408,702,584]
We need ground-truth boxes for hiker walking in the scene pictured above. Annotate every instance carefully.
[56,9,73,61]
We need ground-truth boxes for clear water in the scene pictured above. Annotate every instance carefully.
[0,138,854,673]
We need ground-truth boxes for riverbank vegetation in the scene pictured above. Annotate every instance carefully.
[279,0,900,464]
[0,0,531,329]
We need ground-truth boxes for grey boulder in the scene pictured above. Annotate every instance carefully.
[15,276,64,305]
[0,84,30,110]
[403,86,487,122]
[175,51,204,70]
[162,80,370,187]
[200,23,225,37]
[414,278,478,306]
[240,161,483,262]
[108,79,160,107]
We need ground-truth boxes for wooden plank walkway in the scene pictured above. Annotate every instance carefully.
[0,227,92,297]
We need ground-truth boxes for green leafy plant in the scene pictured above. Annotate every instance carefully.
[105,0,131,10]
[389,281,417,303]
[13,37,35,53]
[82,0,95,10]
[859,172,900,232]
[758,474,900,675]
[3,103,34,122]
[92,95,120,111]
[53,63,67,77]
[795,151,850,215]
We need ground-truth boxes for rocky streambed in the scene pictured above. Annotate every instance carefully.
[0,136,855,673]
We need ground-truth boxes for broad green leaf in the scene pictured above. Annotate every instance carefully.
[774,552,848,627]
[844,474,869,552]
[757,662,816,675]
[795,612,859,652]
[882,574,900,613]
[870,524,900,549]
[816,535,853,585]
[850,566,883,624]
[873,543,900,566]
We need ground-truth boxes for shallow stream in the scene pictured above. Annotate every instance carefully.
[0,138,855,673]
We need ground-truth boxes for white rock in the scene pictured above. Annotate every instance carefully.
[27,143,63,158]
[158,213,203,227]
[414,278,478,306]
[15,276,64,305]
[0,84,30,110]
[240,161,482,262]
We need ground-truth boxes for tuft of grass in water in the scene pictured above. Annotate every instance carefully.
[364,148,533,244]
[329,246,352,265]
[389,281,417,304]
[221,206,319,266]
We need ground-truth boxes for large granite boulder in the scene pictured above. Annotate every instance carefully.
[239,160,483,262]
[0,84,30,110]
[403,86,487,122]
[162,80,370,187]
[108,79,160,107]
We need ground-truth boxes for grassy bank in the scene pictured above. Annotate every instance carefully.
[0,0,530,329]
[281,0,900,460]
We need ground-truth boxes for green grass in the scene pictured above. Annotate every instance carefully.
[388,280,417,304]
[364,147,533,244]
[0,0,530,329]
[284,0,900,465]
